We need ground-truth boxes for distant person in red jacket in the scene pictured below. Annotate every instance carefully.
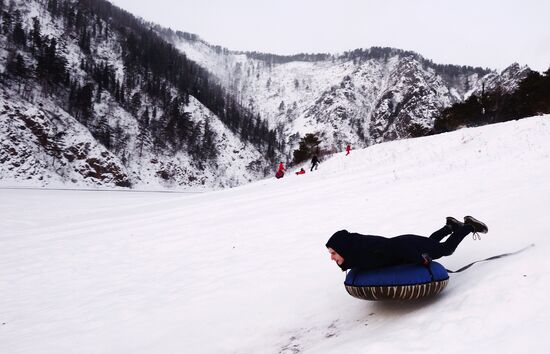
[276,162,285,179]
[295,168,306,175]
[345,144,351,156]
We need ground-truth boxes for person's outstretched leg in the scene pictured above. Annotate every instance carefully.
[430,216,488,258]
[429,217,463,242]
[429,225,452,242]
[440,224,475,256]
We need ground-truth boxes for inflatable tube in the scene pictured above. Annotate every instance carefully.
[344,262,449,301]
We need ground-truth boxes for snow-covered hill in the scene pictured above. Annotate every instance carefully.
[0,86,265,190]
[1,115,549,353]
[0,0,269,190]
[171,34,530,152]
[0,0,533,190]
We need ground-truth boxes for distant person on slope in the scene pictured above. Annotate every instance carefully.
[345,144,351,156]
[295,168,306,175]
[310,155,320,171]
[276,162,285,179]
[326,216,488,271]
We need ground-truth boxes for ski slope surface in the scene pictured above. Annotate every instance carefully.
[1,116,549,354]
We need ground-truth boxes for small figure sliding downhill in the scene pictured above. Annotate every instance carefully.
[326,216,488,272]
[326,216,488,300]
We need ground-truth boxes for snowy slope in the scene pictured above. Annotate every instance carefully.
[1,115,549,353]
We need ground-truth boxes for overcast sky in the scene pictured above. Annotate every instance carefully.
[110,0,549,72]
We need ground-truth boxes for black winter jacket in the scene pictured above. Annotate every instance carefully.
[326,230,431,271]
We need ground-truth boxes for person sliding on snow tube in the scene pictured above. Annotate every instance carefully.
[326,216,488,272]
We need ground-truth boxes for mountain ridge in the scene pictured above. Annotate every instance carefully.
[0,0,532,189]
[168,32,530,154]
[1,0,278,190]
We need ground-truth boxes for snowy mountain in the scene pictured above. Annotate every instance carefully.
[0,89,265,189]
[1,115,549,353]
[0,0,532,190]
[0,0,275,190]
[169,33,531,152]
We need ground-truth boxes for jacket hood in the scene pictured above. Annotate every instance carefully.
[326,230,355,270]
[326,230,351,256]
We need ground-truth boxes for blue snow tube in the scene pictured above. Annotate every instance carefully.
[344,262,449,300]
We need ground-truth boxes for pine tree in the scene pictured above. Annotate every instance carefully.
[75,83,95,123]
[12,19,26,46]
[31,17,42,50]
[2,11,12,35]
[136,112,150,159]
[6,52,26,79]
[79,29,91,54]
[95,84,102,103]
[141,107,150,128]
[36,37,67,85]
[95,117,111,149]
[47,0,59,17]
[130,92,142,115]
[202,119,217,160]
[186,122,201,157]
[292,133,321,165]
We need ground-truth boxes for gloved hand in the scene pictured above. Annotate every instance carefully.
[421,253,432,266]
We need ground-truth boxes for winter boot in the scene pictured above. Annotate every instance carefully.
[464,216,488,234]
[446,216,464,231]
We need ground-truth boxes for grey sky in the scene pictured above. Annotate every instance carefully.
[110,0,550,72]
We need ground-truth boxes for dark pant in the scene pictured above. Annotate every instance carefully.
[394,224,475,260]
[430,224,475,257]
